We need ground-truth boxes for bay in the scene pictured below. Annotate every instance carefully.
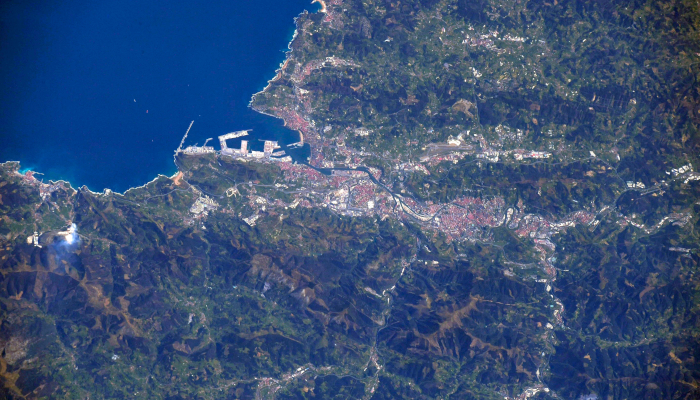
[0,0,316,192]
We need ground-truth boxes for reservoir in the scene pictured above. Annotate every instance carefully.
[0,0,317,192]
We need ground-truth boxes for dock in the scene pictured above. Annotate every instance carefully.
[219,130,250,150]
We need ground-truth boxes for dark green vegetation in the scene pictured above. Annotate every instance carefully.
[2,153,699,399]
[254,0,700,181]
[3,0,700,399]
[550,213,700,399]
[0,158,552,399]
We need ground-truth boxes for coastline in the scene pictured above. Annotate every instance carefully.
[312,0,327,13]
[2,160,179,199]
[4,3,320,196]
[248,12,302,112]
[247,16,309,151]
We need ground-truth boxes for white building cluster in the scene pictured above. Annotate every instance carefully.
[190,195,219,216]
[26,231,42,248]
[219,130,290,161]
[669,163,693,176]
[683,172,700,184]
[626,181,646,189]
[182,145,215,155]
[355,127,371,137]
[242,214,260,226]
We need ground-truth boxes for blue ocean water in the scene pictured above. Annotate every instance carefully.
[0,0,316,192]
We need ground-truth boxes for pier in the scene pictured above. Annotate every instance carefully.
[175,121,195,154]
[218,130,250,150]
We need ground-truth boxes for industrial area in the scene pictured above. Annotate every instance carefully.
[178,126,292,163]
